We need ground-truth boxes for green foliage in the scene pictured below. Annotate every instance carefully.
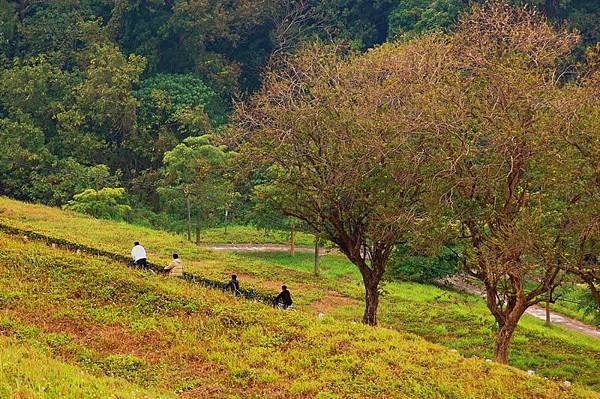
[15,1,106,68]
[0,118,51,200]
[389,245,460,284]
[159,135,236,232]
[578,290,600,326]
[388,0,466,38]
[56,44,146,163]
[136,73,222,127]
[64,188,131,220]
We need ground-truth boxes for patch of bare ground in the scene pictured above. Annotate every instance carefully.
[261,279,311,293]
[310,291,359,313]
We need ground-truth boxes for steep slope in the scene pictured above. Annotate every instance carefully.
[1,197,599,391]
[0,233,596,398]
[0,337,172,399]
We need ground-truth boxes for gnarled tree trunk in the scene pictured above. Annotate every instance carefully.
[484,279,527,364]
[358,256,386,326]
[363,279,380,325]
[493,317,519,364]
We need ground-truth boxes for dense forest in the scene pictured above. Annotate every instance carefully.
[0,0,599,232]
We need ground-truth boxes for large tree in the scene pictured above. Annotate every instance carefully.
[424,2,579,364]
[557,67,600,309]
[236,41,440,325]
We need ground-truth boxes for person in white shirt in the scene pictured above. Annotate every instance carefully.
[131,242,148,269]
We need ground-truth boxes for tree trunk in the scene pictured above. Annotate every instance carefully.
[17,0,29,21]
[314,238,320,276]
[224,209,228,235]
[195,210,201,245]
[493,319,518,364]
[289,223,295,256]
[363,280,379,326]
[185,195,192,242]
[545,301,551,326]
[584,279,600,308]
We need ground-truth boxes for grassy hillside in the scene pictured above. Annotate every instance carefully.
[0,233,596,399]
[0,337,171,399]
[1,197,599,391]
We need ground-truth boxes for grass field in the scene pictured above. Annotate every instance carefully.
[1,197,599,393]
[0,233,596,398]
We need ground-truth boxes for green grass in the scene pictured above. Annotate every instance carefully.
[1,197,599,392]
[551,285,599,325]
[236,251,361,280]
[0,336,171,399]
[0,233,595,399]
[200,225,316,246]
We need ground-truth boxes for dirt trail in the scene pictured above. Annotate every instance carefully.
[200,243,335,254]
[449,277,600,340]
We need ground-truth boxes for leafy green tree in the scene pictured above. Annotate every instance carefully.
[159,135,235,243]
[45,161,121,206]
[0,118,52,200]
[64,187,131,220]
[15,1,101,68]
[388,0,467,39]
[134,73,222,162]
[56,44,146,168]
[0,56,72,128]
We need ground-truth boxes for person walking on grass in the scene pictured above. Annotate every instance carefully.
[164,253,183,277]
[131,241,148,269]
[274,285,293,309]
[224,274,240,295]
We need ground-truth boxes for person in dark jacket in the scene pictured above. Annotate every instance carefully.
[274,285,293,308]
[224,274,240,294]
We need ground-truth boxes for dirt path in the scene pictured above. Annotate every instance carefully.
[448,276,600,339]
[200,243,335,254]
[525,306,600,339]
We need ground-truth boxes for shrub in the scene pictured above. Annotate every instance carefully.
[388,244,459,283]
[64,187,131,220]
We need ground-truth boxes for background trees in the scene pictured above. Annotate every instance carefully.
[0,0,599,232]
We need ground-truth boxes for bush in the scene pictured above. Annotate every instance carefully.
[388,244,459,283]
[64,187,131,220]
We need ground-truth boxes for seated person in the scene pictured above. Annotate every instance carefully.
[274,285,293,308]
[131,242,148,269]
[224,274,240,294]
[164,253,183,277]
